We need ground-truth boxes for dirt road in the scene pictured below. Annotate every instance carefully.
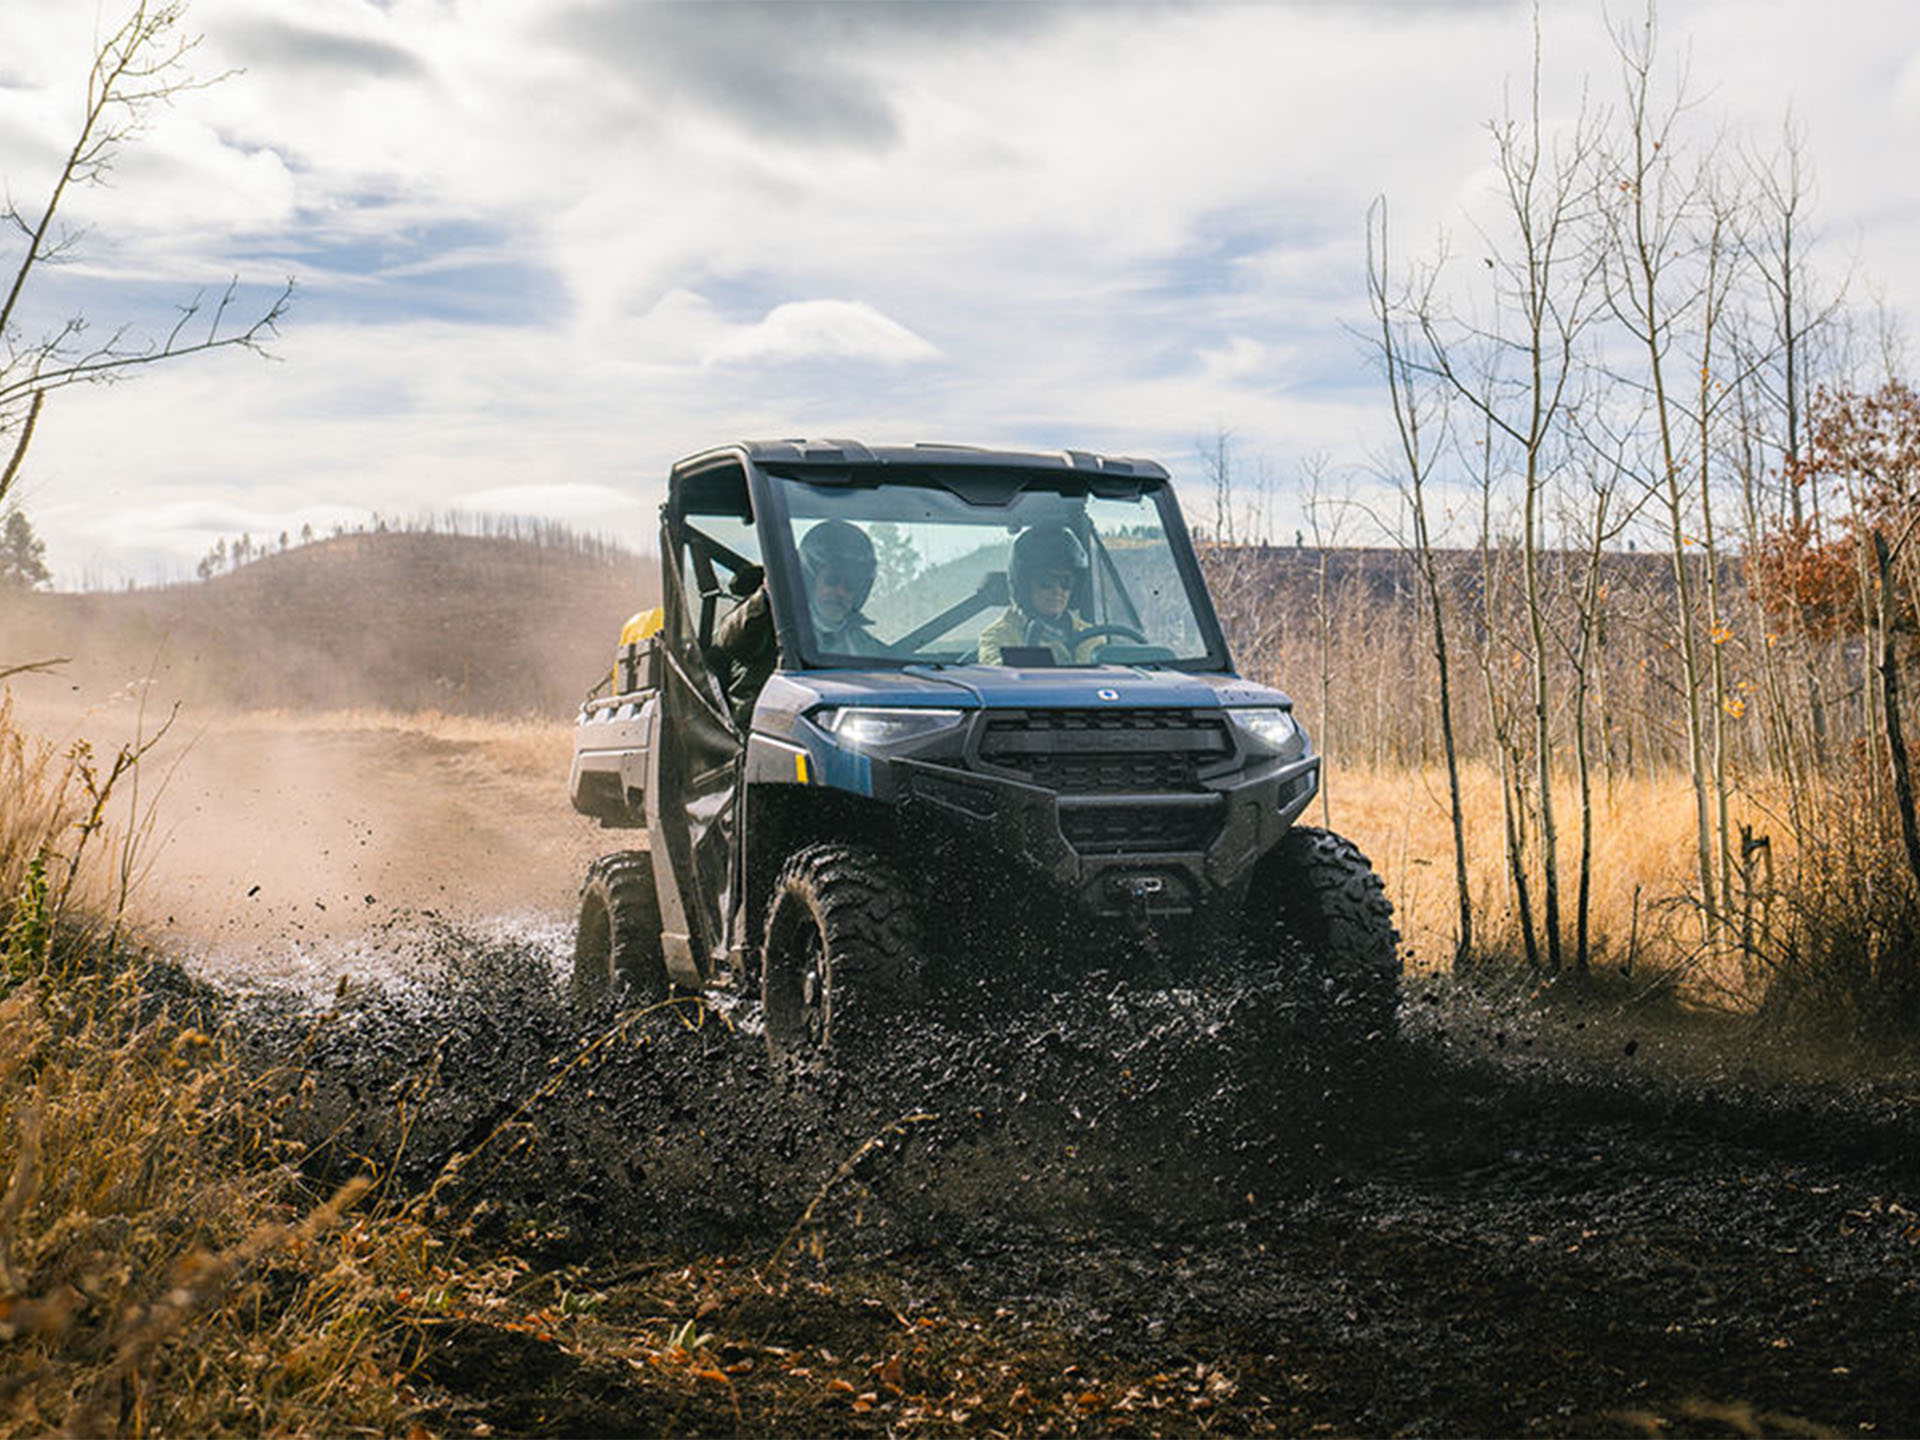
[11,693,600,989]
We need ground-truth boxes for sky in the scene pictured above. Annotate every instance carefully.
[1,0,1917,587]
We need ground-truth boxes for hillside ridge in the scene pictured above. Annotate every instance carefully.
[3,529,658,718]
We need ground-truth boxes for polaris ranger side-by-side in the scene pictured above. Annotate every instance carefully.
[568,440,1398,1060]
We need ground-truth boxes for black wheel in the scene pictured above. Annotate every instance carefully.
[761,842,923,1065]
[573,852,669,1006]
[1251,826,1400,1041]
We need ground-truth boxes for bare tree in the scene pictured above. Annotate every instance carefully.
[1596,4,1741,953]
[1199,423,1237,546]
[1415,10,1604,971]
[0,1,292,511]
[1299,453,1357,826]
[1367,198,1475,967]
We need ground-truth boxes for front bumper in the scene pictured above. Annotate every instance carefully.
[889,751,1318,919]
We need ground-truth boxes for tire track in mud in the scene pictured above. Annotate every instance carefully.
[231,922,1920,1436]
[251,920,1372,1252]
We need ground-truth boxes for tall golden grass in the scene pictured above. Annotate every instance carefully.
[1328,760,1761,996]
[1328,750,1920,1035]
[1,695,88,918]
[0,695,433,1434]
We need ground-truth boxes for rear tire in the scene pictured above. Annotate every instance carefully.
[1251,826,1400,1041]
[761,842,923,1065]
[573,852,669,1006]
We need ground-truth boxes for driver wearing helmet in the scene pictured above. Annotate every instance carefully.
[795,518,885,656]
[977,523,1100,666]
[715,518,884,729]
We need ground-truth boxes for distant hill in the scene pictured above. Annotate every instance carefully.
[2,531,1747,721]
[1,531,657,717]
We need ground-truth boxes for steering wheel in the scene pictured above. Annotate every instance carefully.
[1076,623,1150,646]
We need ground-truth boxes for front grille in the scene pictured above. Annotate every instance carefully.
[1060,801,1223,853]
[976,708,1230,794]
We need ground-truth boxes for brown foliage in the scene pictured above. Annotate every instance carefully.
[1747,518,1861,639]
[1753,381,1920,635]
[1797,380,1920,535]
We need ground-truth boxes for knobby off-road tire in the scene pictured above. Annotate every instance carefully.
[1254,825,1401,1043]
[572,851,669,1007]
[761,842,924,1066]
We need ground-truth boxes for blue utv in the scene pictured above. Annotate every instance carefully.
[568,440,1398,1061]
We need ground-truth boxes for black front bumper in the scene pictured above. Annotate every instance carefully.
[890,752,1319,920]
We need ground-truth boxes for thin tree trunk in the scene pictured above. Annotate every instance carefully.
[1571,489,1612,974]
[1366,202,1475,965]
[1872,528,1920,889]
[1428,552,1474,966]
[1523,429,1563,971]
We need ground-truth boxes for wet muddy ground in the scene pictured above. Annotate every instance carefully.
[228,926,1920,1437]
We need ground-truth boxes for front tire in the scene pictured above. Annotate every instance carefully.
[761,842,923,1065]
[1251,826,1400,1041]
[573,852,669,1006]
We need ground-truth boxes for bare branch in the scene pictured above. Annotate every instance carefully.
[0,656,69,683]
[0,277,293,411]
[0,389,45,511]
[0,4,287,489]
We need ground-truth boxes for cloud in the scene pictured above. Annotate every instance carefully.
[217,17,423,80]
[1198,336,1271,385]
[10,0,1920,586]
[450,483,650,522]
[552,1,1106,151]
[702,300,941,367]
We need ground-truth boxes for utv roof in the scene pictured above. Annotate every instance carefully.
[675,439,1171,481]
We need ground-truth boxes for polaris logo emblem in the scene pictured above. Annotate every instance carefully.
[1097,688,1120,701]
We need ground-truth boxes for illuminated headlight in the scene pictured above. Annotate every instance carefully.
[1230,706,1299,751]
[817,707,967,748]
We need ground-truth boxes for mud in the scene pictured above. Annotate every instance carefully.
[14,690,1915,1433]
[236,925,1920,1437]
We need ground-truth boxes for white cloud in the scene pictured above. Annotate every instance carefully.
[702,300,941,367]
[451,482,650,523]
[1198,337,1271,385]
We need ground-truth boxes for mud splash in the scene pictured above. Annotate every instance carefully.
[250,921,1381,1260]
[222,923,1920,1435]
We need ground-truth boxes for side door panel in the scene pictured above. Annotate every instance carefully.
[648,516,746,984]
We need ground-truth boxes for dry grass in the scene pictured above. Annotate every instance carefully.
[1327,761,1758,992]
[1743,780,1920,1040]
[0,696,443,1435]
[0,977,415,1434]
[0,694,88,915]
[222,705,574,780]
[1330,756,1920,1038]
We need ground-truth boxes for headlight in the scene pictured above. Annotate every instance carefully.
[817,707,967,748]
[1229,706,1299,751]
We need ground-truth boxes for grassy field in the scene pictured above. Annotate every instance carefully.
[1329,763,1737,986]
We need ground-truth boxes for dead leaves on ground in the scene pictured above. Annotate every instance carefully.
[411,1253,1267,1433]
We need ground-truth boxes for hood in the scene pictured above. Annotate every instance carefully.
[789,664,1290,711]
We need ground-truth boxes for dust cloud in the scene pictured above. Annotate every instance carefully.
[2,655,610,995]
[0,531,647,990]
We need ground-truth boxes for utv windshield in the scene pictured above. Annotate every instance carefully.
[757,465,1226,671]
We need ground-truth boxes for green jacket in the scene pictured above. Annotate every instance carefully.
[714,587,777,730]
[977,606,1098,666]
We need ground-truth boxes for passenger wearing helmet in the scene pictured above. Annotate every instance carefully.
[714,518,884,730]
[977,523,1100,666]
[796,518,885,657]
